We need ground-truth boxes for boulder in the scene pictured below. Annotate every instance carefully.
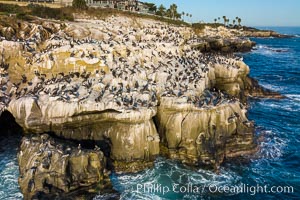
[18,134,111,200]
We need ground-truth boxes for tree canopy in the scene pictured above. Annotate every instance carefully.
[156,4,166,16]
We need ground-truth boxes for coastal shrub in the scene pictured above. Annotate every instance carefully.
[0,2,187,25]
[192,22,223,30]
[0,3,23,13]
[86,7,189,26]
[28,4,74,21]
[0,3,74,21]
[16,12,32,21]
[72,0,87,10]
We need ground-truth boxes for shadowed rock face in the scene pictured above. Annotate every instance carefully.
[193,38,256,53]
[156,100,256,169]
[0,61,11,116]
[8,97,160,173]
[18,134,110,200]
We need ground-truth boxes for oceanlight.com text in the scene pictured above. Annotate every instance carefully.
[134,183,294,196]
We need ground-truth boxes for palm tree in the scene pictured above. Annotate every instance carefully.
[214,18,218,29]
[226,19,230,27]
[182,11,185,21]
[237,17,242,26]
[218,17,221,23]
[233,19,236,26]
[222,16,227,26]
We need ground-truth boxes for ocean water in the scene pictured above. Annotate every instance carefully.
[1,27,300,200]
[0,133,23,200]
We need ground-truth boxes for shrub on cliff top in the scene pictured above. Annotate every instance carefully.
[28,4,74,21]
[0,3,23,13]
[0,3,74,21]
[72,0,87,10]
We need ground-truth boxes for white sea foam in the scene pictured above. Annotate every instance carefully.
[107,157,241,200]
[259,83,286,91]
[286,94,300,102]
[258,130,287,160]
[253,44,290,56]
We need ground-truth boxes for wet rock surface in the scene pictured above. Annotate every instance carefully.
[18,134,113,200]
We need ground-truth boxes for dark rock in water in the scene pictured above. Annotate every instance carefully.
[18,134,112,200]
[193,38,256,53]
[244,76,284,99]
[241,26,294,38]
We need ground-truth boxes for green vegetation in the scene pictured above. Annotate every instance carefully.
[192,22,223,31]
[156,4,166,16]
[0,3,74,21]
[166,4,180,20]
[236,16,242,26]
[28,4,74,21]
[0,3,23,14]
[143,2,157,13]
[84,7,189,26]
[0,2,189,26]
[154,3,192,22]
[72,0,87,10]
[215,16,242,27]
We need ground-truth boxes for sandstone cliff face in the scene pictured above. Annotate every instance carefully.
[18,134,109,200]
[9,96,160,172]
[156,99,255,169]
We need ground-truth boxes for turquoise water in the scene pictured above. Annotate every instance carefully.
[1,27,300,200]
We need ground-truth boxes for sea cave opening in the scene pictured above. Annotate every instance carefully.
[0,110,23,137]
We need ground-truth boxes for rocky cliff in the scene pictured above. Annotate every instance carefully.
[156,99,256,170]
[0,14,282,199]
[201,25,292,39]
[18,134,112,200]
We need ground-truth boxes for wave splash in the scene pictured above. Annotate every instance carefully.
[252,45,290,56]
[100,157,241,200]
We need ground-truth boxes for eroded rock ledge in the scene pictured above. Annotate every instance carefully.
[156,98,256,170]
[0,15,283,199]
